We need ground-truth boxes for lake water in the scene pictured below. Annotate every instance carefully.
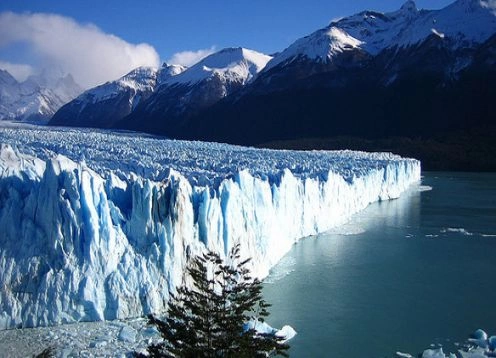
[263,172,496,357]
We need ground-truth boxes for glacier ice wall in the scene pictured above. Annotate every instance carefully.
[0,127,420,329]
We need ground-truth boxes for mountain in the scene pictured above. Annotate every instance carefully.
[50,47,271,132]
[50,64,186,128]
[170,0,496,170]
[114,47,272,134]
[47,0,496,170]
[0,69,82,123]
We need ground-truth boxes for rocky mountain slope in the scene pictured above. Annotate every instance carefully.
[50,48,271,131]
[50,64,186,128]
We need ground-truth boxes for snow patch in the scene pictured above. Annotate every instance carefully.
[431,28,446,39]
[418,185,433,192]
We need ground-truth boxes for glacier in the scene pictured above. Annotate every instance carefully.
[0,125,420,329]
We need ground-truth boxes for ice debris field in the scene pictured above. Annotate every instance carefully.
[0,125,420,331]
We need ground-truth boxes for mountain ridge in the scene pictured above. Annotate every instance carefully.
[45,0,496,169]
[50,47,272,131]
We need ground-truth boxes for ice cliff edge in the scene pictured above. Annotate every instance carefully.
[0,131,420,329]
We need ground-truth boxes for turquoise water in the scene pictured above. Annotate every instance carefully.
[263,172,496,357]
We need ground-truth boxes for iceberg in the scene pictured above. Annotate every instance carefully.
[0,126,420,329]
[243,318,297,342]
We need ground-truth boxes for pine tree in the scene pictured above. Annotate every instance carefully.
[145,244,290,357]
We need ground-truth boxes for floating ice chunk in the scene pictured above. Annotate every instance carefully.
[468,329,488,348]
[459,347,488,358]
[441,228,474,236]
[418,185,433,192]
[421,348,455,358]
[396,352,414,358]
[243,319,297,343]
[488,336,496,351]
[276,325,297,342]
[244,319,277,335]
[472,329,488,341]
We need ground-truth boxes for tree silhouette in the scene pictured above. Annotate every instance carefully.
[145,244,289,357]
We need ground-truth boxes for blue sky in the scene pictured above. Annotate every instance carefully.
[0,0,454,87]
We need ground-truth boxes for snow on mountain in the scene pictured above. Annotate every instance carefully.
[180,0,496,155]
[50,47,270,130]
[50,64,186,128]
[264,27,365,71]
[86,66,158,105]
[0,69,82,123]
[157,63,187,84]
[112,47,272,134]
[338,0,496,52]
[0,125,420,329]
[65,63,186,107]
[166,47,272,86]
[264,0,496,72]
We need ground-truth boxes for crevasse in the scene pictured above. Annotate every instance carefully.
[0,139,420,330]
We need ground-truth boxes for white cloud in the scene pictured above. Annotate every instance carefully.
[0,12,160,89]
[0,61,34,82]
[167,46,216,67]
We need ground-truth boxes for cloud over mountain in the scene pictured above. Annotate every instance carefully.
[0,12,160,88]
[167,46,216,67]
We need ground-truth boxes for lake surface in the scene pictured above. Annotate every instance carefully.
[263,172,496,357]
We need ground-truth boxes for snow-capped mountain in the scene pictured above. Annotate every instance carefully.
[46,0,496,169]
[50,64,186,128]
[170,0,496,171]
[49,47,270,131]
[165,47,271,86]
[263,0,496,73]
[114,47,272,134]
[0,69,82,123]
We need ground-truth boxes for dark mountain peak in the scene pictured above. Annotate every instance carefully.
[0,69,18,86]
[400,0,418,13]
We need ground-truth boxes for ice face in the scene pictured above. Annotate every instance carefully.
[0,125,420,329]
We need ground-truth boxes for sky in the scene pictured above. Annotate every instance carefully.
[0,0,454,88]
